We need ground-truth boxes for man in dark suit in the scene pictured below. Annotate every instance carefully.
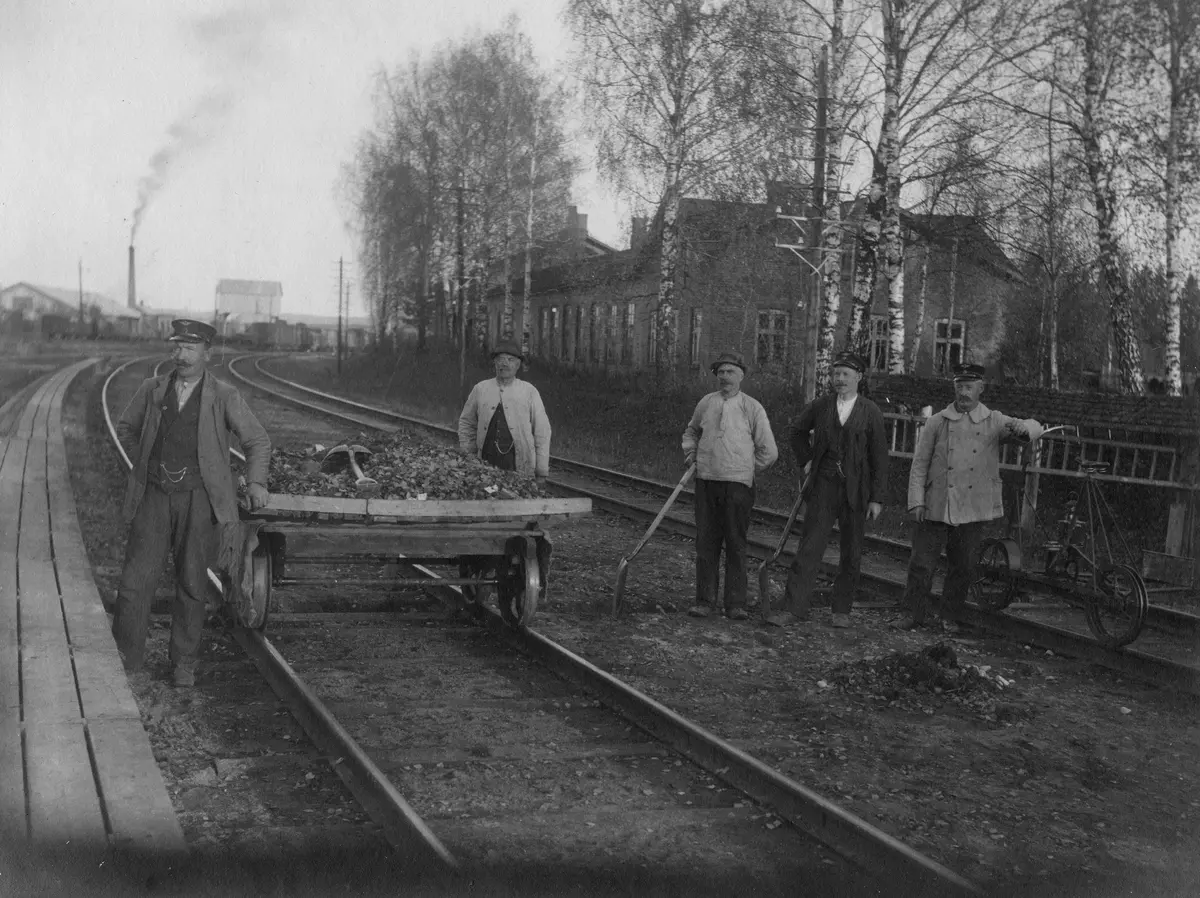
[767,351,888,629]
[113,319,271,686]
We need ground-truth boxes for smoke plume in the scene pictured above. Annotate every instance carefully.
[128,5,279,242]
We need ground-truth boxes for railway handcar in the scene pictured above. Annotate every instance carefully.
[236,494,591,630]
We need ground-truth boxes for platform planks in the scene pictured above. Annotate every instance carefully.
[0,359,185,853]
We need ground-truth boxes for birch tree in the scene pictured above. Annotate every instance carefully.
[1134,0,1200,395]
[1063,0,1147,391]
[566,0,782,374]
[843,0,1054,370]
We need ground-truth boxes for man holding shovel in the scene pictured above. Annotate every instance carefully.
[682,352,778,620]
[767,351,888,629]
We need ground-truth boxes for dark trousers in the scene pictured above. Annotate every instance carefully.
[784,471,864,616]
[112,484,216,671]
[694,478,755,610]
[902,519,988,622]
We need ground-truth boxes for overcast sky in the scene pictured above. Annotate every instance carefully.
[1,0,626,317]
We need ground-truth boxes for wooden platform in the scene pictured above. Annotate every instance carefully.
[0,359,184,854]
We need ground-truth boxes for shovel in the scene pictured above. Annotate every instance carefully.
[323,443,380,496]
[612,463,696,615]
[756,472,811,617]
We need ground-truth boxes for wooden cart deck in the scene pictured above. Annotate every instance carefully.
[250,493,592,524]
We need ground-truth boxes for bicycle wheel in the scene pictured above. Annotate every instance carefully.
[971,538,1021,611]
[1085,563,1148,649]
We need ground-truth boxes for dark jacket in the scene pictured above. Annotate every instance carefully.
[789,394,889,511]
[117,371,271,524]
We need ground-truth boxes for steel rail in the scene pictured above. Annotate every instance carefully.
[232,354,1198,638]
[393,562,979,897]
[100,358,458,871]
[228,354,1200,697]
[227,354,982,893]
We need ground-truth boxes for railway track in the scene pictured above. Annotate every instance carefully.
[228,353,1200,697]
[99,353,977,894]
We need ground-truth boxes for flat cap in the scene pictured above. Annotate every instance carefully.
[490,339,524,360]
[831,351,866,373]
[168,318,216,344]
[710,351,747,374]
[952,363,987,382]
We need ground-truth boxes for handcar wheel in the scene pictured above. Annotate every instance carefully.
[248,540,273,631]
[497,537,540,628]
[971,538,1021,611]
[1085,563,1148,649]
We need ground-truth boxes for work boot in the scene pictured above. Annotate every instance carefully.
[831,613,851,629]
[890,615,924,631]
[173,664,196,688]
[728,607,749,621]
[687,604,711,618]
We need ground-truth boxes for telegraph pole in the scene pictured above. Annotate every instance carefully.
[337,257,344,376]
[77,259,85,328]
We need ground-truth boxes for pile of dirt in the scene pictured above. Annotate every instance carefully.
[260,432,545,500]
[828,642,1022,718]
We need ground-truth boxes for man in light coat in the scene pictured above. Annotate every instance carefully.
[458,340,551,483]
[894,363,1043,632]
[682,351,778,620]
[114,319,271,686]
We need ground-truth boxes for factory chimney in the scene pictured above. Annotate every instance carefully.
[127,245,137,309]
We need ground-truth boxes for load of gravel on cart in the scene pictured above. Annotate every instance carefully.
[261,432,545,500]
[828,642,1022,718]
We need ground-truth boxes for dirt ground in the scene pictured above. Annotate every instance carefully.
[58,359,1200,897]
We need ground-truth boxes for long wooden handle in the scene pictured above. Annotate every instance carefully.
[625,464,696,560]
[769,472,810,564]
[348,453,375,483]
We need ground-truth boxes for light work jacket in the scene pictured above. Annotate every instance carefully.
[682,391,778,487]
[908,401,1043,525]
[458,378,551,478]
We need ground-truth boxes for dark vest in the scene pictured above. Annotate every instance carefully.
[149,376,204,492]
[817,402,847,477]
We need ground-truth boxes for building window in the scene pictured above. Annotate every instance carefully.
[538,307,550,357]
[624,302,636,366]
[868,315,888,371]
[573,305,582,362]
[934,318,966,373]
[756,309,789,366]
[689,308,703,367]
[559,305,570,360]
[550,306,561,359]
[606,303,618,363]
[590,303,601,363]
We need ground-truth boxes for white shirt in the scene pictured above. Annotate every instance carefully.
[836,394,858,425]
[175,375,201,408]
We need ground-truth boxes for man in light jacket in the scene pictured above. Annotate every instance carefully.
[114,319,271,687]
[458,340,551,482]
[682,351,778,620]
[893,363,1043,632]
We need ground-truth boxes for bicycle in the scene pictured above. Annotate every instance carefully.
[972,426,1149,649]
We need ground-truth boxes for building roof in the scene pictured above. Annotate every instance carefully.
[216,279,283,296]
[2,282,141,319]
